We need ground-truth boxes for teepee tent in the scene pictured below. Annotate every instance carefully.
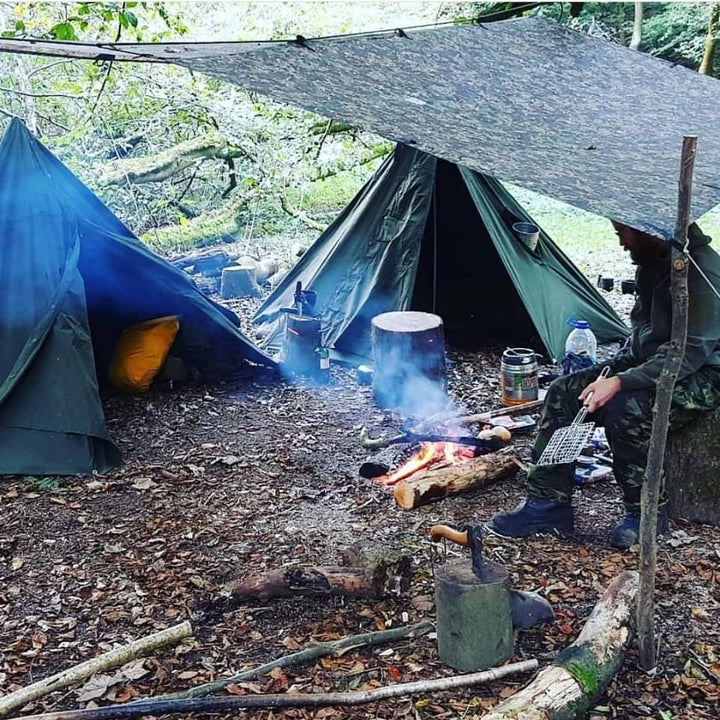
[0,118,272,476]
[254,145,628,361]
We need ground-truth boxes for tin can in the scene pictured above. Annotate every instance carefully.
[501,348,538,406]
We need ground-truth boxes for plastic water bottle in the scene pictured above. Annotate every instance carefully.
[564,319,597,362]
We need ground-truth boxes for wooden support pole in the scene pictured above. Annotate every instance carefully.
[636,135,697,670]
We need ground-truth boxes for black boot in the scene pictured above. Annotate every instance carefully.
[487,498,574,538]
[610,512,669,550]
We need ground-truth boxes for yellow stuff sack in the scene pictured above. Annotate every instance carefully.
[109,316,180,393]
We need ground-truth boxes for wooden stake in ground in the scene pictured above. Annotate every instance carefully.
[0,621,192,718]
[394,454,518,510]
[637,135,697,670]
[481,571,638,720]
[17,660,538,720]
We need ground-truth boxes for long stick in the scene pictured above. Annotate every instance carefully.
[637,136,697,670]
[0,622,193,718]
[18,660,539,720]
[151,620,433,702]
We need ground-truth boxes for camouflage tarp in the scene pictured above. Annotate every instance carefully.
[2,18,719,236]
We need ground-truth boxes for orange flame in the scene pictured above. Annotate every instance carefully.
[377,441,475,486]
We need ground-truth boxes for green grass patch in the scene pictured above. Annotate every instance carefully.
[507,182,720,253]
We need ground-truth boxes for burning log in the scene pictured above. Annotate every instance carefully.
[371,311,446,411]
[393,454,518,510]
[228,547,411,601]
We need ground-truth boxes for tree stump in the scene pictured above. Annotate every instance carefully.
[371,311,447,413]
[220,264,261,299]
[665,408,720,525]
[282,315,321,378]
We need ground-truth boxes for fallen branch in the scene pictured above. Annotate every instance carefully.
[19,659,538,720]
[481,571,639,720]
[0,622,192,718]
[228,547,411,601]
[278,194,326,231]
[135,621,434,702]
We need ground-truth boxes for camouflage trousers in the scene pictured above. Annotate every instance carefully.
[528,361,720,512]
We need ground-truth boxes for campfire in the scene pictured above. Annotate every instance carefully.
[362,424,516,510]
[377,441,478,486]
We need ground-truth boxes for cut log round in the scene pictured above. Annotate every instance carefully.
[393,454,518,510]
[665,408,720,525]
[435,559,513,671]
[220,264,261,298]
[371,311,447,412]
[282,315,321,378]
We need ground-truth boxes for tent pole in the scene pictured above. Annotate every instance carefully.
[432,180,438,314]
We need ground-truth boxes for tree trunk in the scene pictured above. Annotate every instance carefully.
[15,56,37,134]
[665,408,720,524]
[393,454,518,510]
[483,571,639,720]
[699,3,720,76]
[637,135,696,671]
[372,311,447,412]
[629,2,643,50]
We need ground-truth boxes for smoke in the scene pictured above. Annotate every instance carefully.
[372,340,459,420]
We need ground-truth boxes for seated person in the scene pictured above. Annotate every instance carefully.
[488,221,720,549]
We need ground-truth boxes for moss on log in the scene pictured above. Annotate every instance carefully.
[479,571,639,720]
[102,133,249,186]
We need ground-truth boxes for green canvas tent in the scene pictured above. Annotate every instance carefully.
[254,145,628,361]
[0,118,273,477]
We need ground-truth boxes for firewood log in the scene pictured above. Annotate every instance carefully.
[393,454,518,510]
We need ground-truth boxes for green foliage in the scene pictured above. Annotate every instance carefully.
[22,475,59,491]
[0,1,718,256]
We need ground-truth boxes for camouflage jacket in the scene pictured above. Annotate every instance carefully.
[614,223,720,391]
